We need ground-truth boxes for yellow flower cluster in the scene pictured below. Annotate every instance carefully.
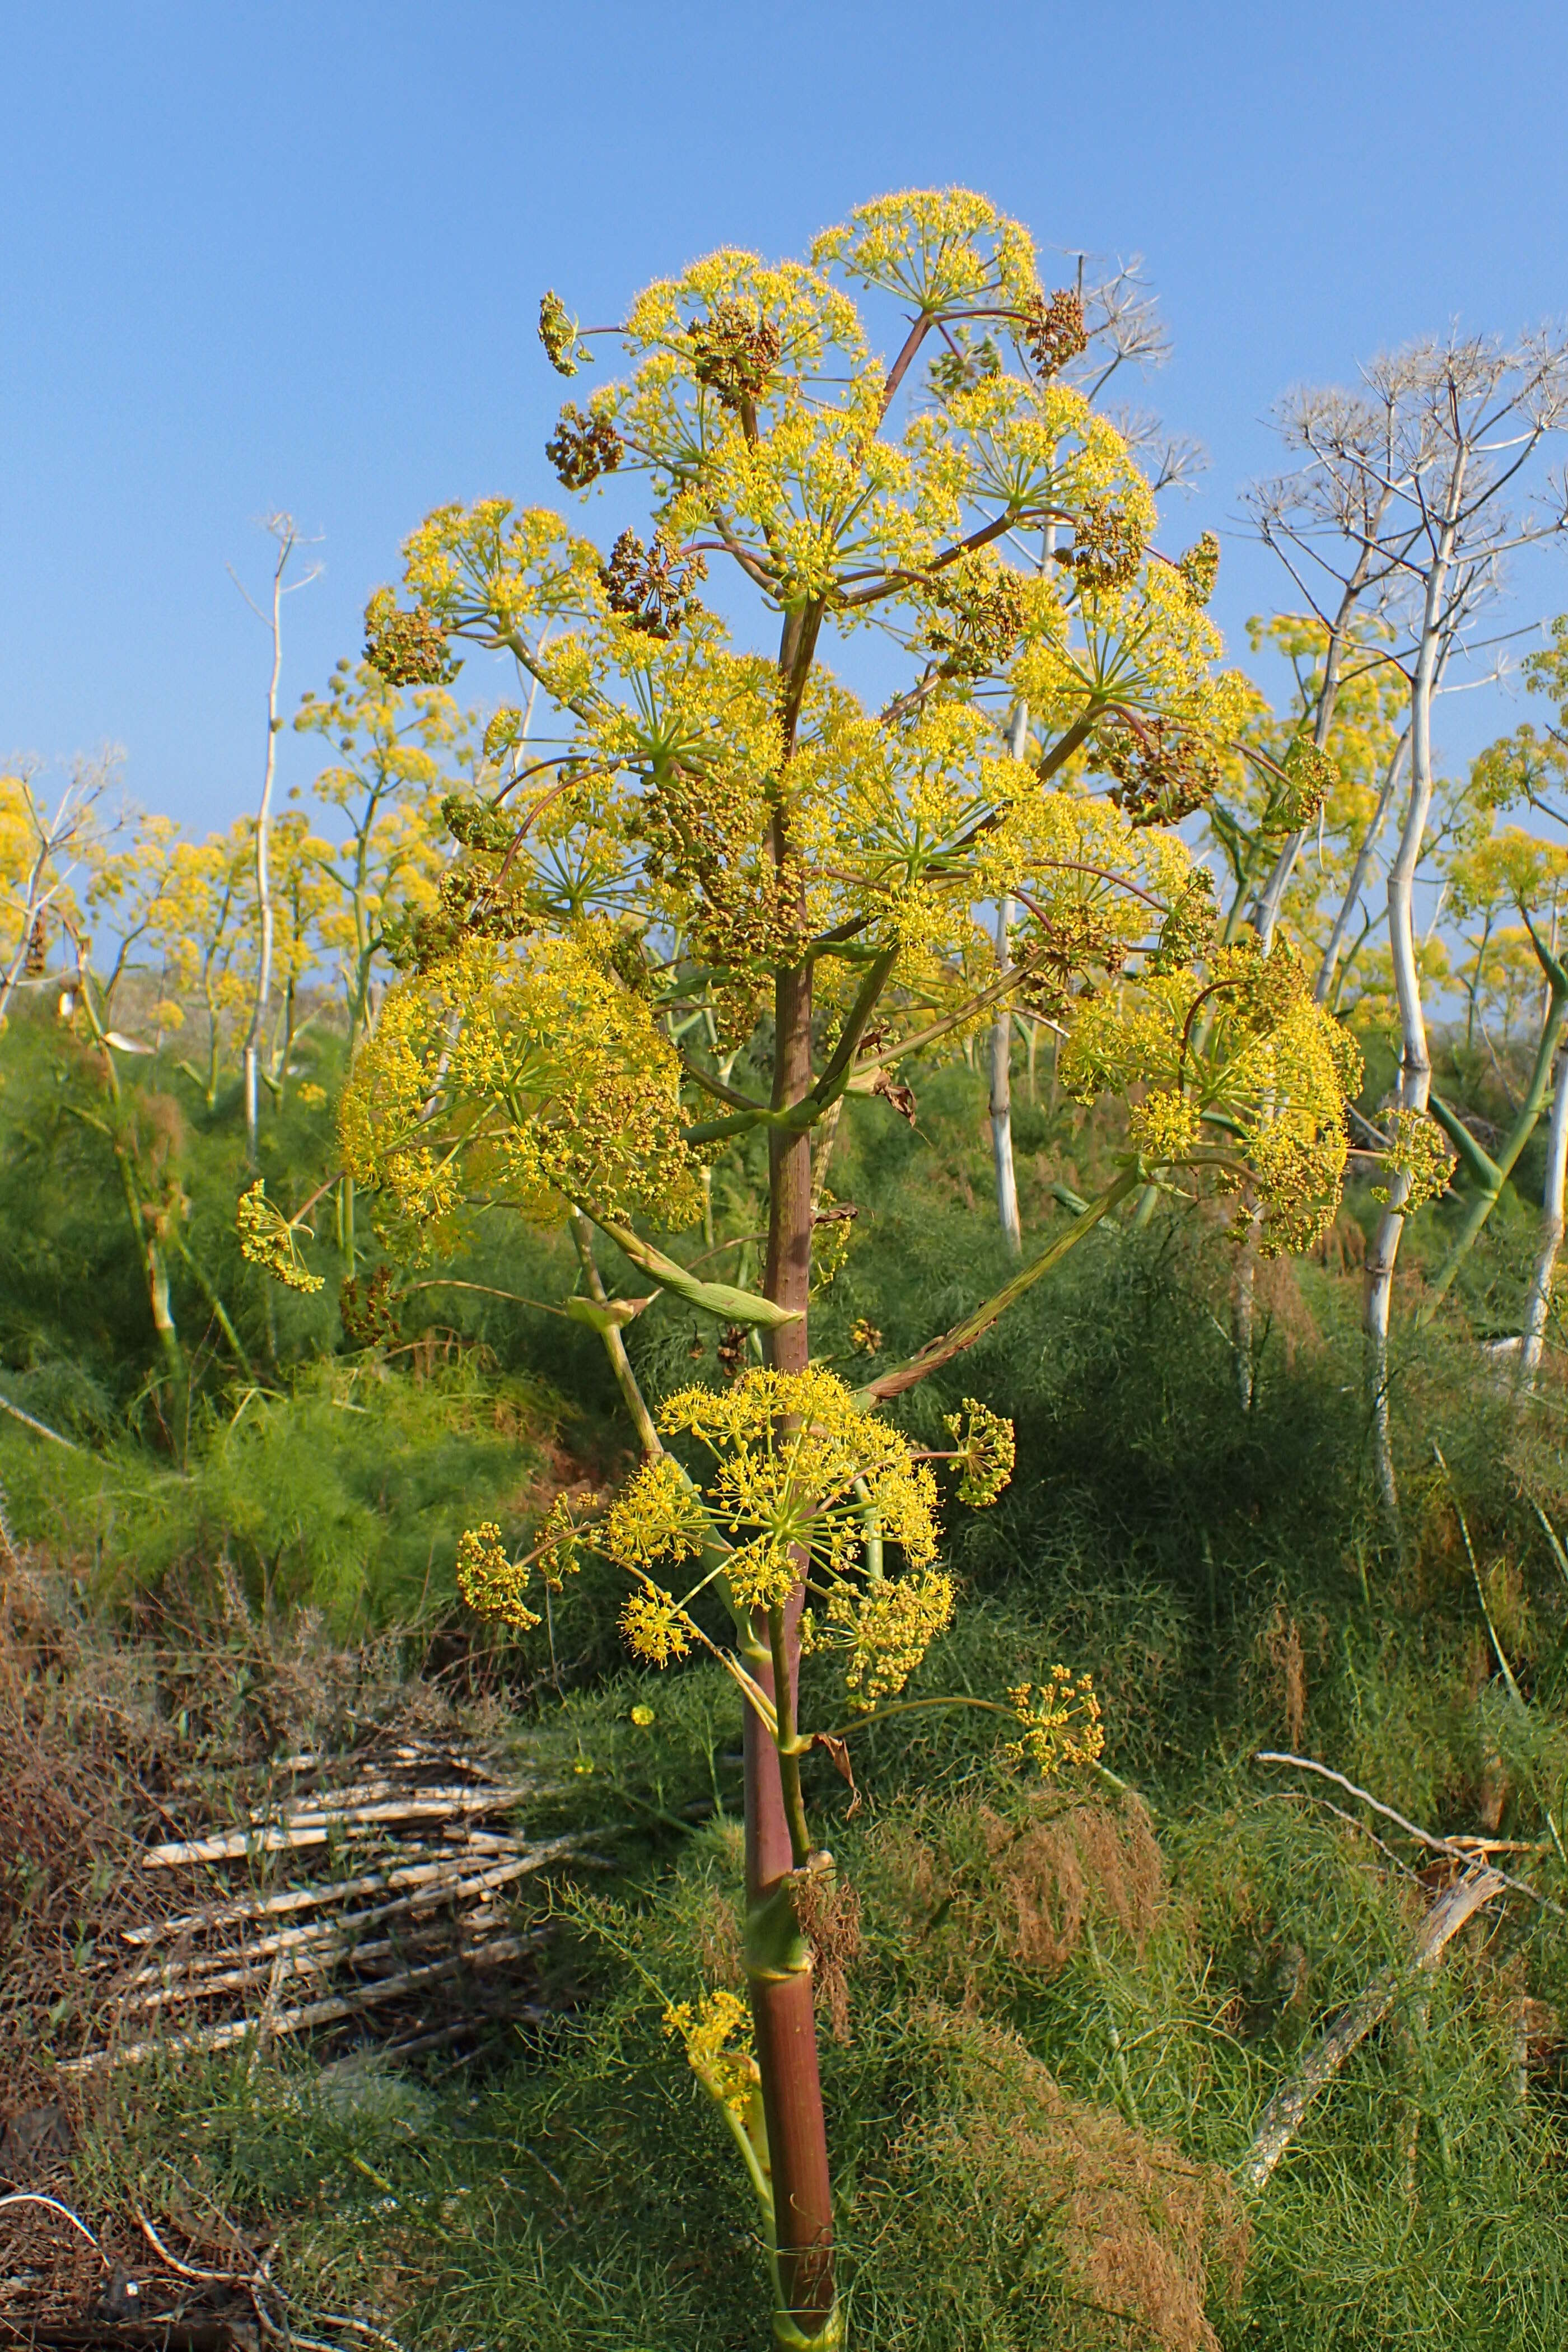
[536,1490,596,1592]
[454,1522,542,1632]
[339,935,702,1230]
[832,1567,955,1709]
[1127,1086,1201,1164]
[1006,1672,1105,1775]
[810,187,1038,315]
[1370,1108,1458,1215]
[619,1588,693,1666]
[1059,936,1363,1255]
[663,1987,758,2116]
[942,1397,1015,1508]
[235,1179,325,1295]
[657,1366,939,1609]
[602,1454,708,1575]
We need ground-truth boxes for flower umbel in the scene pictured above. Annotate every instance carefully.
[942,1398,1016,1508]
[1371,1109,1458,1214]
[1006,1672,1105,1775]
[236,1180,325,1295]
[664,1987,759,2116]
[620,1587,694,1667]
[455,1523,542,1632]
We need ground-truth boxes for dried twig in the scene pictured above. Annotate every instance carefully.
[60,1935,548,2071]
[122,1840,559,1945]
[1254,1751,1562,1913]
[142,1787,531,1868]
[1238,1865,1504,2191]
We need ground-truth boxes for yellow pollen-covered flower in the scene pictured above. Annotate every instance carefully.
[455,1522,542,1631]
[339,935,703,1231]
[664,1987,758,2115]
[1128,1086,1201,1165]
[825,1567,955,1710]
[236,1179,325,1295]
[620,1588,694,1667]
[1006,1671,1104,1775]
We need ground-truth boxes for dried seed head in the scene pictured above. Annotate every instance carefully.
[1070,499,1145,594]
[363,589,459,687]
[545,402,623,492]
[598,529,707,639]
[1096,714,1221,827]
[687,303,782,410]
[1022,286,1088,377]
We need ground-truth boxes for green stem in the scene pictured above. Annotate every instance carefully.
[570,1212,661,1458]
[856,1168,1137,1403]
[768,1604,813,1869]
[1421,986,1568,1319]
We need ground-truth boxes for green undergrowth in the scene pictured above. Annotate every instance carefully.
[12,1019,1568,2344]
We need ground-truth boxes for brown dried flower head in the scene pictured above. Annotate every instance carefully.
[1022,286,1088,377]
[599,528,708,639]
[363,588,459,687]
[920,550,1027,681]
[545,403,623,492]
[1097,713,1221,828]
[1070,499,1145,594]
[687,302,782,411]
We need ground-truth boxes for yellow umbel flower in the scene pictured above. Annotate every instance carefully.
[339,934,703,1231]
[658,1366,940,1597]
[1059,936,1362,1256]
[455,1522,541,1632]
[603,1456,708,1576]
[1006,1672,1105,1775]
[664,1987,759,2115]
[834,1567,955,1709]
[236,1180,325,1295]
[1371,1109,1458,1215]
[620,1588,694,1667]
[942,1397,1015,1508]
[1128,1086,1201,1164]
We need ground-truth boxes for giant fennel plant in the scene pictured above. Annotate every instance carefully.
[243,191,1361,2350]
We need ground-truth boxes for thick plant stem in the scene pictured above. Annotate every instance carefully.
[1421,980,1568,1319]
[749,950,838,2350]
[242,528,293,1166]
[1231,1202,1262,1411]
[1254,543,1378,952]
[1314,729,1408,1006]
[990,702,1029,1258]
[570,1213,661,1459]
[1364,470,1463,1524]
[990,897,1021,1257]
[1521,1041,1568,1381]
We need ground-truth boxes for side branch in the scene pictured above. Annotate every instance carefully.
[856,1170,1137,1404]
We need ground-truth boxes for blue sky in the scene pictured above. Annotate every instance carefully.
[3,1,1567,832]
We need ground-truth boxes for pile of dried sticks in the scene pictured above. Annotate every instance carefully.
[62,1735,572,2073]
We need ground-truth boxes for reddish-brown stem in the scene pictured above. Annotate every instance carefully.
[743,705,838,2334]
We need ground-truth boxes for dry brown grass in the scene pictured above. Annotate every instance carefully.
[864,1788,1170,2004]
[886,2006,1247,2351]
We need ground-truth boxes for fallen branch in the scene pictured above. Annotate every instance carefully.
[1254,1751,1562,1914]
[0,1389,78,1450]
[122,1833,568,1944]
[1238,1864,1504,2191]
[60,1933,548,2071]
[142,1788,531,1867]
[123,1851,553,1985]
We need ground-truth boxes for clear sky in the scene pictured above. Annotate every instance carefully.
[4,1,1567,832]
